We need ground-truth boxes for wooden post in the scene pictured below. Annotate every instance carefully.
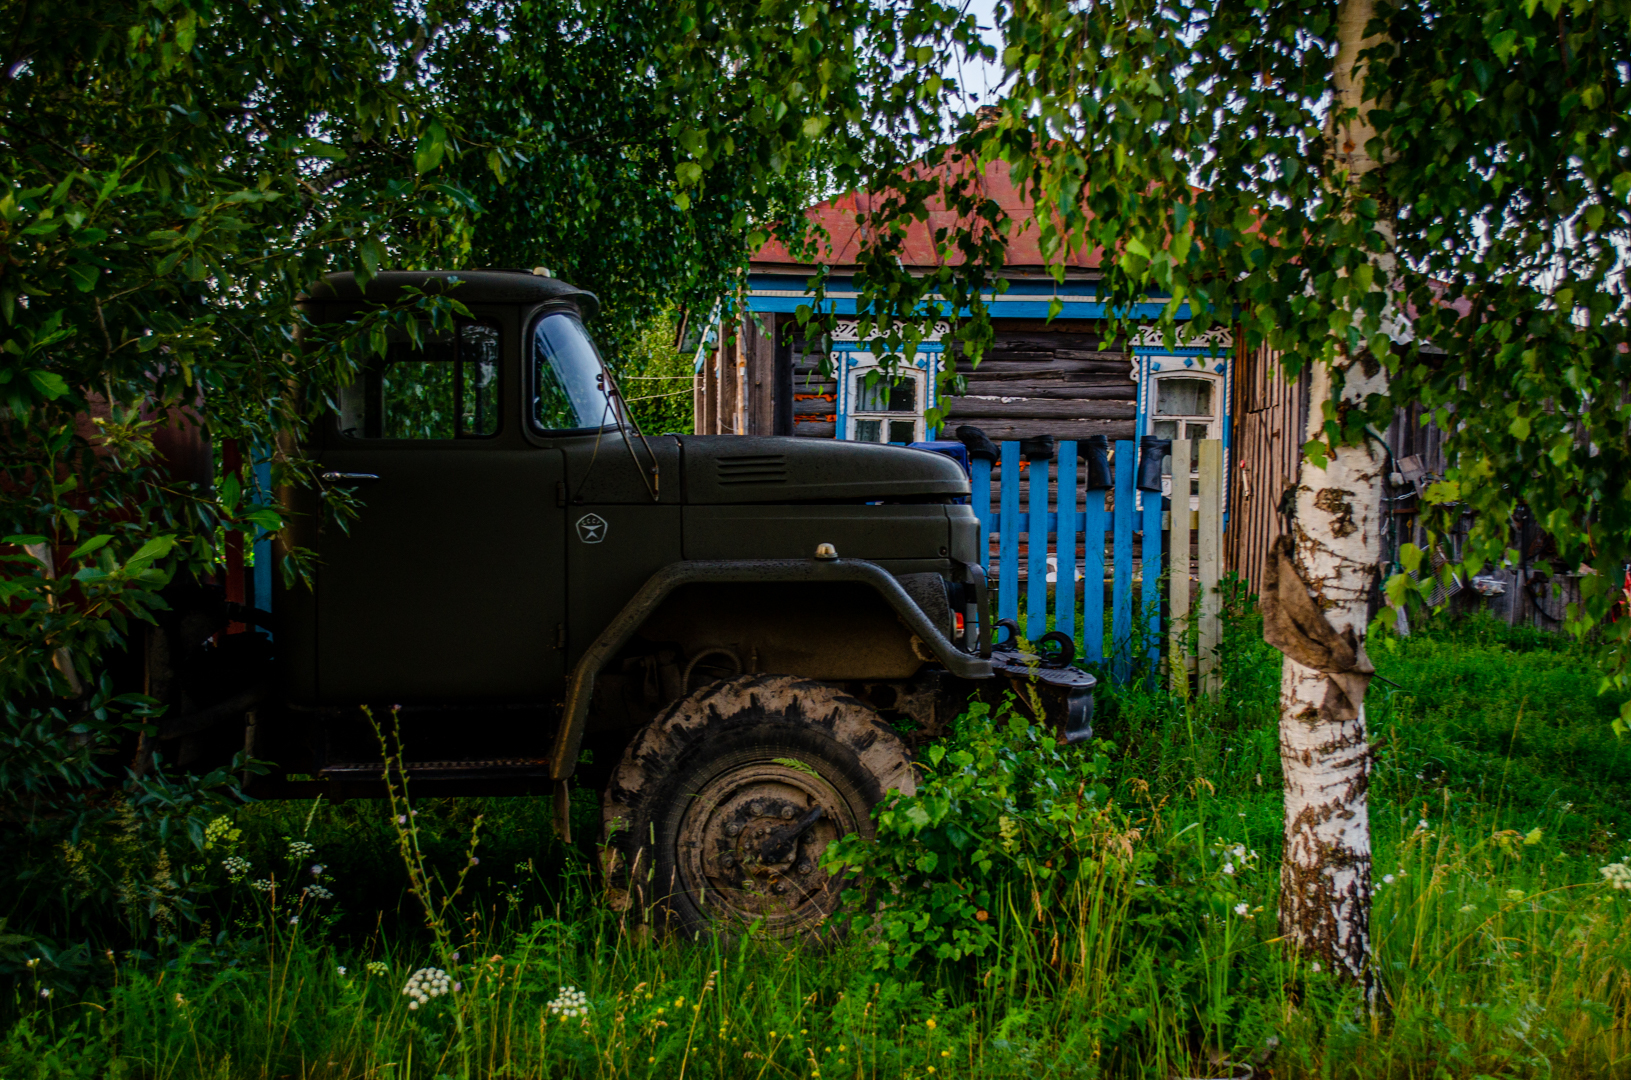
[1198,438,1224,696]
[1027,457,1050,637]
[1055,443,1079,656]
[1141,475,1163,684]
[972,456,994,575]
[1168,437,1192,695]
[1082,487,1107,664]
[1112,440,1135,683]
[997,441,1021,627]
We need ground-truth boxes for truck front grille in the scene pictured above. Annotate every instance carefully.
[716,454,788,485]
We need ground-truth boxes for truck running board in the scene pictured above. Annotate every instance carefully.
[319,758,553,780]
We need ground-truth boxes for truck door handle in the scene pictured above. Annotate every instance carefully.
[320,471,380,482]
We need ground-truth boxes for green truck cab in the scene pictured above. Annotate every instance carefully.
[222,270,1091,936]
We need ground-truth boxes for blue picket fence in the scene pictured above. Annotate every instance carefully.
[970,440,1163,685]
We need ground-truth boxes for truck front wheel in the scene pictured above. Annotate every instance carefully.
[600,674,915,939]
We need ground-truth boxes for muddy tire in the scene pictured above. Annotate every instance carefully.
[600,673,915,940]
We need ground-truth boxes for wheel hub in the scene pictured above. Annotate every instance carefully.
[676,761,857,931]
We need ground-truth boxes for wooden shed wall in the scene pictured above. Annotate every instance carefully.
[1224,342,1306,594]
[944,320,1137,441]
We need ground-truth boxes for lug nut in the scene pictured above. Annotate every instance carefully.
[725,822,742,837]
[796,861,812,875]
[780,806,794,819]
[773,882,788,895]
[721,853,734,866]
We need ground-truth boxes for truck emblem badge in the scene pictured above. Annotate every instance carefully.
[575,513,608,544]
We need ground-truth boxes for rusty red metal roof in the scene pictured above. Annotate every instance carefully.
[752,157,1107,272]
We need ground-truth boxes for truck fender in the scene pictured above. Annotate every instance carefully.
[548,558,993,783]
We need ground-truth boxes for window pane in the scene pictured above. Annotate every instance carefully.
[380,338,458,439]
[337,322,501,440]
[1152,419,1179,440]
[887,380,917,413]
[854,418,882,443]
[1154,377,1213,417]
[853,371,919,413]
[532,311,614,431]
[887,419,916,444]
[853,374,888,413]
[459,324,500,436]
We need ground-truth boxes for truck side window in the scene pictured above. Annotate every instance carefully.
[338,323,500,440]
[532,310,614,431]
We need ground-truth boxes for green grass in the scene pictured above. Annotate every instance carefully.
[4,613,1630,1079]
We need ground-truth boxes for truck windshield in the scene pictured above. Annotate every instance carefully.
[532,310,614,431]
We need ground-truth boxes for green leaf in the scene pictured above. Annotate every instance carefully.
[26,369,69,399]
[126,535,178,567]
[175,9,199,52]
[68,534,114,560]
[414,121,448,175]
[1508,414,1531,440]
[66,263,100,292]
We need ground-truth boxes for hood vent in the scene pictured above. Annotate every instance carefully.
[716,454,788,485]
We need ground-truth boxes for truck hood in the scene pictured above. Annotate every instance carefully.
[679,436,969,504]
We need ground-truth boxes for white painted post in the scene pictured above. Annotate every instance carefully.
[1197,439,1224,696]
[1168,437,1192,695]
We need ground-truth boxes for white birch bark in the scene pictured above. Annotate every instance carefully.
[1275,0,1394,988]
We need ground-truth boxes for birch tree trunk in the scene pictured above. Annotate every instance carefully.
[1269,0,1394,990]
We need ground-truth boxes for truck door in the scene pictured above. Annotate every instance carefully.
[314,314,566,704]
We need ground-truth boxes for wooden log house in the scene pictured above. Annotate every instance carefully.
[693,158,1559,627]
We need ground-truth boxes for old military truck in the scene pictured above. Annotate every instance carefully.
[197,269,1093,937]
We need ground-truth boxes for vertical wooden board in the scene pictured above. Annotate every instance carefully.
[1055,443,1079,657]
[1141,485,1162,681]
[1112,440,1135,684]
[1198,438,1224,696]
[972,457,993,574]
[1082,490,1106,664]
[1168,437,1192,694]
[998,441,1021,625]
[1027,458,1050,636]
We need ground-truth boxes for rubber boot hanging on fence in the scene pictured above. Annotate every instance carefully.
[1019,434,1055,462]
[1080,435,1113,491]
[955,425,998,463]
[1137,436,1171,493]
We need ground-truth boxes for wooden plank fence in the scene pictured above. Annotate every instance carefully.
[971,438,1225,692]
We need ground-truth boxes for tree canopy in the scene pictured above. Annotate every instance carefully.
[0,0,815,795]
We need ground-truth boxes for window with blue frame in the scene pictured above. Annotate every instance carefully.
[845,359,928,444]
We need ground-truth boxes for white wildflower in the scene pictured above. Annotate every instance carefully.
[402,967,452,1008]
[305,884,334,901]
[366,961,388,977]
[1221,863,1235,876]
[548,985,589,1019]
[1383,874,1395,885]
[1233,902,1249,916]
[222,856,251,881]
[337,966,348,976]
[1600,863,1631,891]
[249,877,276,893]
[287,839,316,861]
[40,988,52,998]
[310,864,327,877]
[1310,962,1321,973]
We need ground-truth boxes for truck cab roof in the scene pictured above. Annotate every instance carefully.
[310,269,600,320]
